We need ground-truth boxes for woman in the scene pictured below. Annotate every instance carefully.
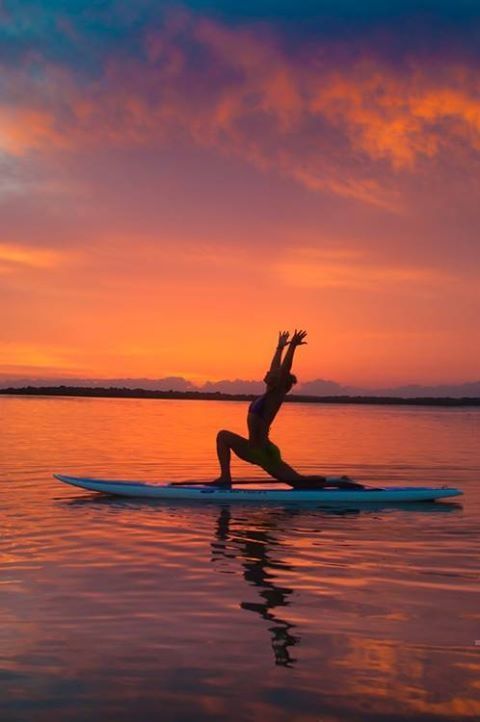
[211,330,363,489]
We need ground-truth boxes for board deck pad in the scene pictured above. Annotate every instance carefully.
[54,474,463,504]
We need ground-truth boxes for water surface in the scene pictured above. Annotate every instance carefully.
[1,396,479,721]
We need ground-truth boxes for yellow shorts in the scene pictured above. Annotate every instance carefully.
[246,441,282,469]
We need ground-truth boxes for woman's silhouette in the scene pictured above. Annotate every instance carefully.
[211,330,363,489]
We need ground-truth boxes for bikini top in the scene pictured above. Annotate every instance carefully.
[248,393,268,419]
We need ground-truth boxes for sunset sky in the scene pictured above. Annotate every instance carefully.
[1,0,480,387]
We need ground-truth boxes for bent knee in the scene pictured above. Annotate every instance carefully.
[217,429,233,442]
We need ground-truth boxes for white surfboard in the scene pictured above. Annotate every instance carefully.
[54,474,463,503]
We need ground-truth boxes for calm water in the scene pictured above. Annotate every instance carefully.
[1,395,479,722]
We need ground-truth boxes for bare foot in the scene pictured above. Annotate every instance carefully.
[335,476,365,489]
[207,478,232,488]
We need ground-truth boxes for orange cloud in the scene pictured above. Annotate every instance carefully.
[309,62,480,168]
[274,247,454,290]
[0,342,82,372]
[0,242,71,272]
[0,106,67,156]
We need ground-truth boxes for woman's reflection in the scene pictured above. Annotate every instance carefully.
[211,506,300,667]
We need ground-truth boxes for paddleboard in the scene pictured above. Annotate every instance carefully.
[54,474,463,503]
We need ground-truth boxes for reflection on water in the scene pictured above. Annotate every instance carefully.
[1,396,479,721]
[212,506,299,667]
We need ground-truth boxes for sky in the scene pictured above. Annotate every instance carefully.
[1,0,480,388]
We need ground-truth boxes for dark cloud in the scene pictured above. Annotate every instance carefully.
[3,0,480,76]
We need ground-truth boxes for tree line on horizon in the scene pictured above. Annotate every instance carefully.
[0,375,480,398]
[0,385,479,406]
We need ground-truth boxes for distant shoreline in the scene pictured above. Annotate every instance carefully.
[1,386,479,406]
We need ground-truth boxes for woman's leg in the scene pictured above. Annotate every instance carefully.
[265,461,364,489]
[212,433,364,489]
[265,461,326,488]
[212,429,258,486]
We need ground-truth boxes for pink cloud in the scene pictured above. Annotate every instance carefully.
[1,12,479,208]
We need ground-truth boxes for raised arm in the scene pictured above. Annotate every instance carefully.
[268,331,290,373]
[279,329,307,378]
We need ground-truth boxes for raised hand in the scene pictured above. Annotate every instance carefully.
[291,329,307,346]
[277,331,290,349]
